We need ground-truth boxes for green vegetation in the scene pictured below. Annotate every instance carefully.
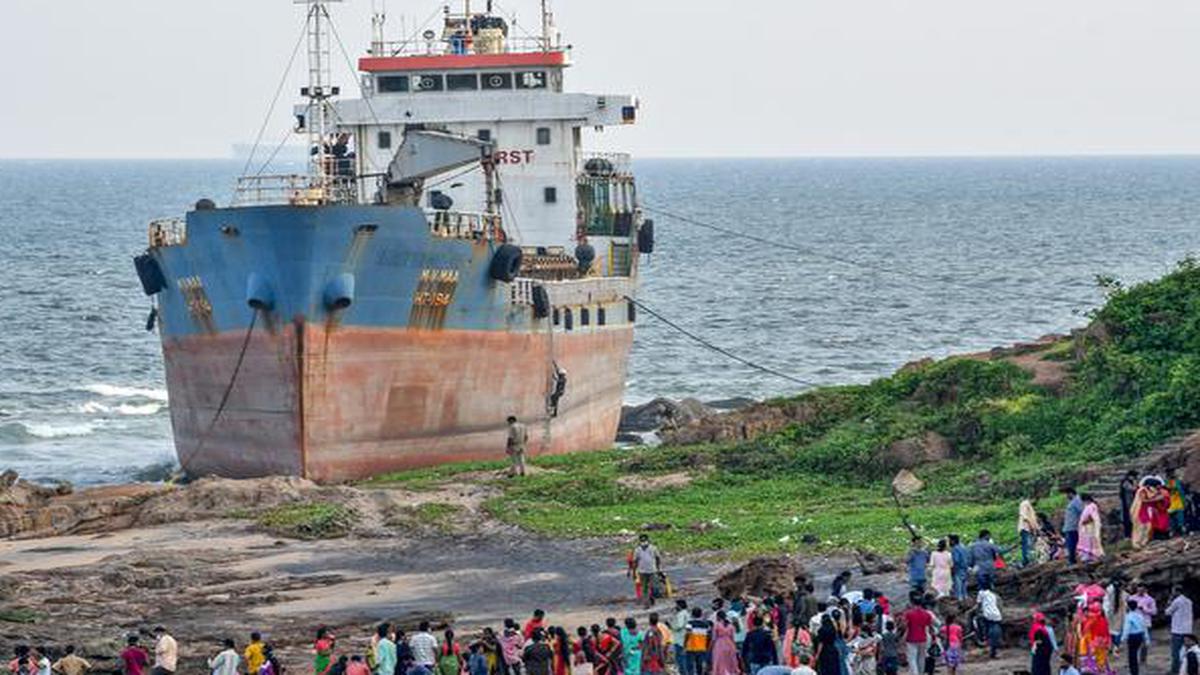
[386,502,465,532]
[257,501,357,539]
[0,608,40,624]
[375,260,1200,557]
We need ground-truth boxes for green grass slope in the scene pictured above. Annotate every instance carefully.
[376,259,1200,557]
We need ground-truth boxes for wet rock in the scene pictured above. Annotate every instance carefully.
[620,398,716,434]
[662,402,805,446]
[704,397,757,411]
[854,549,899,576]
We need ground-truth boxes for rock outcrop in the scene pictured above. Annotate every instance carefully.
[714,556,810,599]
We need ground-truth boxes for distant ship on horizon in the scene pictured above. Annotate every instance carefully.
[134,0,651,482]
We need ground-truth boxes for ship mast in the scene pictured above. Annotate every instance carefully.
[299,0,342,189]
[370,0,387,57]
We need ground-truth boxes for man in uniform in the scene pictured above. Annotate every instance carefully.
[506,415,528,477]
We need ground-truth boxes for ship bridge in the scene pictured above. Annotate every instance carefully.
[304,3,640,260]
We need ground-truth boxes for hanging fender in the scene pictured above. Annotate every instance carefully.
[532,284,550,319]
[134,253,167,296]
[637,219,655,254]
[489,244,523,283]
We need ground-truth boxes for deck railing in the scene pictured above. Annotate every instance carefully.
[579,151,633,178]
[232,175,358,207]
[374,35,553,58]
[148,218,187,248]
[426,210,503,240]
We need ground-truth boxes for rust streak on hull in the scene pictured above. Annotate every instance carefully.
[163,324,633,482]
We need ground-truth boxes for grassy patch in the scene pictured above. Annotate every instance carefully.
[0,608,40,624]
[361,460,507,490]
[386,502,465,532]
[257,502,357,539]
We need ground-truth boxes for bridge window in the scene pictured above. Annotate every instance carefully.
[516,71,547,89]
[581,308,591,326]
[543,187,557,204]
[447,73,479,91]
[482,72,513,90]
[564,308,573,331]
[412,74,444,92]
[377,75,409,93]
[536,127,551,145]
[477,129,492,142]
[598,307,607,326]
[553,308,560,326]
[378,131,392,149]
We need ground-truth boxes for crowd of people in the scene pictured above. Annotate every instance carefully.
[1011,471,1196,571]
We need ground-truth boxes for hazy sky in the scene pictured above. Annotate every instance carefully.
[3,0,1199,158]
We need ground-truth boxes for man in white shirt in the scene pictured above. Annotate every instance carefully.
[410,621,440,671]
[207,639,239,675]
[976,584,1003,659]
[672,599,691,675]
[153,627,178,675]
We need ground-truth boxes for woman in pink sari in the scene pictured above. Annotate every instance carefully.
[1076,494,1104,562]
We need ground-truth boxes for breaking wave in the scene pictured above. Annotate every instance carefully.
[78,401,163,416]
[0,421,98,442]
[79,384,169,402]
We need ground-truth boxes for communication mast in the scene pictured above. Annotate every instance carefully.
[370,0,387,57]
[297,0,342,187]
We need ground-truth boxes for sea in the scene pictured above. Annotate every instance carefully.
[2,157,1199,485]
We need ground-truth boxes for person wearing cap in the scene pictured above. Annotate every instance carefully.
[151,628,176,675]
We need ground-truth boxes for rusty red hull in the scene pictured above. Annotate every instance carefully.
[163,323,633,482]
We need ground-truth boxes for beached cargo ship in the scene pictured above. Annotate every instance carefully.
[134,0,649,482]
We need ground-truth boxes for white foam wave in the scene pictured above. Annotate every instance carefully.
[78,401,163,416]
[22,421,98,439]
[79,384,169,402]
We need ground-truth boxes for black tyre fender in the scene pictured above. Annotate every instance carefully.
[532,284,550,319]
[489,244,523,282]
[637,219,655,254]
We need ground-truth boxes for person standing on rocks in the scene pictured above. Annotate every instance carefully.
[1062,487,1083,565]
[1119,471,1138,540]
[1167,586,1195,675]
[897,596,934,675]
[506,416,528,478]
[968,530,1000,590]
[151,628,177,675]
[975,583,1002,660]
[207,639,240,675]
[1018,499,1040,567]
[904,538,929,595]
[948,535,969,601]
